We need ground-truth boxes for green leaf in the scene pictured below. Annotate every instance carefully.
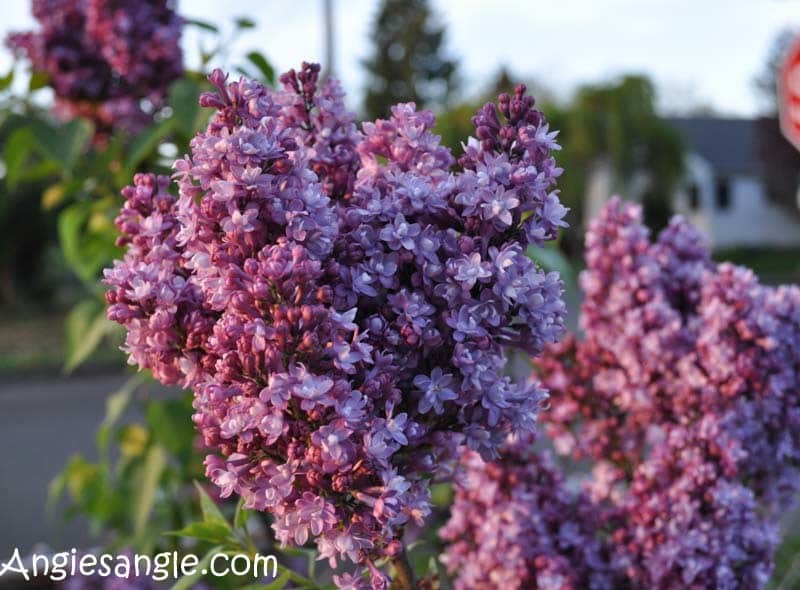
[185,18,219,32]
[58,454,101,503]
[58,204,89,278]
[123,118,174,178]
[169,546,221,590]
[96,375,143,454]
[235,17,257,29]
[3,127,35,187]
[234,496,250,532]
[133,444,167,540]
[246,51,275,85]
[167,521,233,544]
[64,299,114,373]
[430,482,453,507]
[194,481,231,528]
[58,200,122,283]
[167,78,202,138]
[28,70,49,91]
[0,67,14,91]
[145,396,195,459]
[31,118,93,171]
[47,469,68,515]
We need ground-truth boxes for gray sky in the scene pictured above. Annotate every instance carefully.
[1,0,798,116]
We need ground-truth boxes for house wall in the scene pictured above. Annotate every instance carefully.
[674,153,800,249]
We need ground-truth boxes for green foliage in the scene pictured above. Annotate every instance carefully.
[166,484,329,589]
[169,78,206,138]
[30,118,94,171]
[244,51,276,86]
[50,381,206,548]
[1,75,208,366]
[185,18,219,33]
[63,298,118,372]
[0,111,65,308]
[0,67,14,91]
[362,0,458,119]
[434,101,477,153]
[770,526,800,589]
[58,198,121,284]
[133,444,168,542]
[555,76,684,239]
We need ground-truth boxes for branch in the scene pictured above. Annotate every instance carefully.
[391,545,416,590]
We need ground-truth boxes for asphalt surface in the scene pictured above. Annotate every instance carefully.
[0,373,174,556]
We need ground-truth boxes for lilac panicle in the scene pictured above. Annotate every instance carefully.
[104,64,567,587]
[440,438,615,590]
[6,0,182,138]
[443,198,800,589]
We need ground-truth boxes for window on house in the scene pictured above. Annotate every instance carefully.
[715,177,730,210]
[687,183,700,210]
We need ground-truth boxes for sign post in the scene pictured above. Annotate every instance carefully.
[779,36,800,152]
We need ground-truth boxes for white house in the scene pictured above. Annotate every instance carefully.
[585,117,800,249]
[670,117,800,249]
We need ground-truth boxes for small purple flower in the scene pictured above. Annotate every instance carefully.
[481,185,519,228]
[312,423,354,472]
[379,214,421,251]
[294,492,338,544]
[451,252,492,290]
[221,205,259,234]
[414,368,458,414]
[332,572,369,590]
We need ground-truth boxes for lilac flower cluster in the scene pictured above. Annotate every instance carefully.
[6,0,182,137]
[104,63,567,587]
[440,438,614,590]
[443,198,800,589]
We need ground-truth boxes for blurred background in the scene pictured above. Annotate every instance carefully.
[1,0,799,587]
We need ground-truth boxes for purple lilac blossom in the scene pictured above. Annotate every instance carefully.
[104,63,567,588]
[440,438,616,590]
[443,198,800,589]
[6,0,182,138]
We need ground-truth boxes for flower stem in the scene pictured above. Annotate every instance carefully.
[391,546,416,590]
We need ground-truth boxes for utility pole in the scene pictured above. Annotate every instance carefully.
[323,0,335,79]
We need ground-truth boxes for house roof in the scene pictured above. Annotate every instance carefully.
[666,117,761,177]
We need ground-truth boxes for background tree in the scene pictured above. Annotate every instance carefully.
[552,76,684,255]
[362,0,458,119]
[754,29,800,217]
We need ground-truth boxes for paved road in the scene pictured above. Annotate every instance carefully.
[0,373,175,556]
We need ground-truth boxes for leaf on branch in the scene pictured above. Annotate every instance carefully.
[167,521,233,545]
[64,299,115,373]
[133,444,167,540]
[246,51,275,85]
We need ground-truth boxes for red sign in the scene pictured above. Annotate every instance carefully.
[779,36,800,152]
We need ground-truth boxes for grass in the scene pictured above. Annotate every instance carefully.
[713,247,800,286]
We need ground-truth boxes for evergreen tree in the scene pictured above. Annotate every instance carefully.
[362,0,458,119]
